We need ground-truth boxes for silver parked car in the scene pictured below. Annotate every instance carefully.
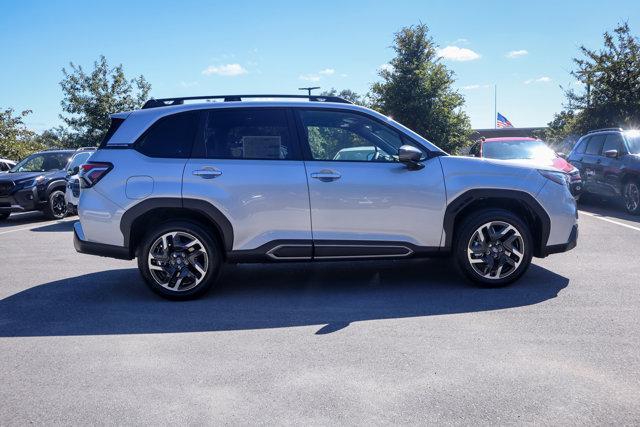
[73,94,578,299]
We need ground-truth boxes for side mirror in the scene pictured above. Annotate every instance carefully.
[398,145,424,170]
[68,166,80,176]
[604,149,618,158]
[556,152,567,159]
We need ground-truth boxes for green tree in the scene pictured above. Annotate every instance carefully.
[0,108,46,160]
[320,88,366,105]
[544,23,640,140]
[59,55,151,147]
[370,24,472,153]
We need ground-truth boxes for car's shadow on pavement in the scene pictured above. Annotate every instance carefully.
[0,259,568,337]
[578,194,640,224]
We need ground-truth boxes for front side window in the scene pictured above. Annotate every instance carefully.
[602,134,624,154]
[10,152,70,173]
[585,134,605,155]
[201,109,294,160]
[573,138,588,154]
[137,112,199,158]
[66,152,93,173]
[298,109,405,162]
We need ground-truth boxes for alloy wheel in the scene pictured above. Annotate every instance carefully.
[624,182,639,213]
[51,192,67,218]
[467,221,525,280]
[147,231,209,292]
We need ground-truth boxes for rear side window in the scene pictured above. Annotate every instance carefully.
[199,109,295,160]
[136,112,199,158]
[585,135,605,155]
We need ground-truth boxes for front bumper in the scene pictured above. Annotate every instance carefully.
[73,221,132,260]
[0,187,41,213]
[542,224,578,256]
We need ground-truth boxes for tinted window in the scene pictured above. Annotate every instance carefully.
[585,135,605,155]
[602,134,624,154]
[574,138,588,154]
[201,109,294,160]
[468,142,480,157]
[137,112,199,158]
[0,162,7,171]
[298,110,405,162]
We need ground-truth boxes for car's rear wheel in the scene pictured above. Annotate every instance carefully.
[43,189,68,219]
[454,209,533,287]
[623,180,640,215]
[0,212,9,221]
[137,220,222,300]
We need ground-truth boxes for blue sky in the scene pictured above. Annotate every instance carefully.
[1,0,639,132]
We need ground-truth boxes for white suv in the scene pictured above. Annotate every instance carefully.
[73,95,578,299]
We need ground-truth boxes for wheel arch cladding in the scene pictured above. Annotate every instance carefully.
[46,179,67,196]
[443,189,550,258]
[120,197,234,255]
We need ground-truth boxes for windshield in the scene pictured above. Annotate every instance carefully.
[483,139,556,160]
[66,151,93,173]
[10,152,71,173]
[625,131,640,154]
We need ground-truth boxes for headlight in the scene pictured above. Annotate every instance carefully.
[538,169,570,187]
[20,175,45,188]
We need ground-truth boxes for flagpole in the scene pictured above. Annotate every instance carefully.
[494,84,497,129]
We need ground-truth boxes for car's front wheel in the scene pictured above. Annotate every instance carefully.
[454,209,533,287]
[137,220,222,300]
[43,189,68,219]
[623,180,640,215]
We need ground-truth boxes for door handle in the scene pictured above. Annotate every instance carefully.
[193,168,222,179]
[310,170,341,182]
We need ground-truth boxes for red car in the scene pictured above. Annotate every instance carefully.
[468,137,582,196]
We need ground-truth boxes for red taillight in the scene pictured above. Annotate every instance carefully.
[80,162,112,188]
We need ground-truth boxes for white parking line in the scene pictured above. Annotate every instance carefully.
[580,210,640,232]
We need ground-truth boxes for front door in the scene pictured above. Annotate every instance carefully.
[295,108,446,258]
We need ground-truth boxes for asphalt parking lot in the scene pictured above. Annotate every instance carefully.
[1,198,639,425]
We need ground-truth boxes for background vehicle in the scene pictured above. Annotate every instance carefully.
[0,158,16,172]
[567,128,640,214]
[73,95,578,300]
[0,149,74,220]
[468,137,583,197]
[64,148,96,214]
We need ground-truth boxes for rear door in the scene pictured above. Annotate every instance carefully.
[295,108,446,257]
[182,108,312,255]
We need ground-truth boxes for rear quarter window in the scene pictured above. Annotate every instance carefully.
[136,112,200,158]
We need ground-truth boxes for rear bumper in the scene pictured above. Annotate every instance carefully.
[73,221,132,260]
[542,224,578,256]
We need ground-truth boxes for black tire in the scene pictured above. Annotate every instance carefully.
[622,180,640,215]
[43,189,68,220]
[137,220,222,300]
[0,212,9,221]
[454,208,533,287]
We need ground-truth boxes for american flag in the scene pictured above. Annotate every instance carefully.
[496,113,513,128]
